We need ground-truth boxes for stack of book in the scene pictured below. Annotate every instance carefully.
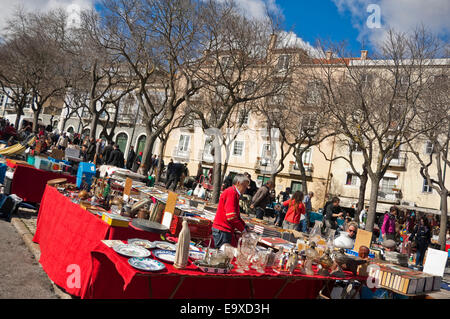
[384,251,409,267]
[368,262,442,295]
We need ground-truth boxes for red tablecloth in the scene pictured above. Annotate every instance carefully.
[11,164,76,203]
[82,241,364,299]
[33,186,161,296]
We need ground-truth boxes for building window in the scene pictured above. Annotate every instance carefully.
[349,140,363,153]
[380,177,397,193]
[425,141,434,154]
[290,181,302,192]
[178,134,190,152]
[422,178,433,193]
[294,147,312,169]
[258,175,271,186]
[115,132,128,154]
[239,110,250,125]
[232,141,244,156]
[277,55,290,70]
[345,173,358,186]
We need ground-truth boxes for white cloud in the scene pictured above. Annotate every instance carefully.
[278,31,323,57]
[332,0,450,49]
[0,0,94,32]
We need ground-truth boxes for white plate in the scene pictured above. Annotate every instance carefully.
[189,251,206,261]
[189,245,202,252]
[128,257,166,272]
[152,249,176,263]
[113,244,151,258]
[127,239,156,249]
[154,241,177,251]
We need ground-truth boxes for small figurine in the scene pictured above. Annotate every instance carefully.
[317,249,333,276]
[304,242,319,276]
[287,249,299,274]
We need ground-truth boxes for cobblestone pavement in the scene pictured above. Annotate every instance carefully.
[0,211,57,299]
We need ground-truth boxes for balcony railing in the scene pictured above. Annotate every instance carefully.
[289,162,314,176]
[198,149,214,163]
[172,148,190,161]
[254,157,273,171]
[378,187,402,201]
[383,153,407,168]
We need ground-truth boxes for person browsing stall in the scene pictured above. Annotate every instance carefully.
[212,174,250,249]
[282,191,306,231]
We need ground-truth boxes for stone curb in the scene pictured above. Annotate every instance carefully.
[10,217,73,299]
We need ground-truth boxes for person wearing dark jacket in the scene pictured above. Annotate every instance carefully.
[102,142,114,164]
[324,197,344,231]
[250,180,275,220]
[107,145,125,168]
[132,152,143,172]
[411,216,431,269]
[166,162,184,191]
[126,146,136,170]
[274,188,291,227]
[244,173,258,197]
[86,137,96,162]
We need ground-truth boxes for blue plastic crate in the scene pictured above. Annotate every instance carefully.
[76,162,96,188]
[345,249,375,259]
[0,163,6,184]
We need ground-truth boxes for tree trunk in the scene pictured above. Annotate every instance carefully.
[89,112,99,139]
[142,126,157,173]
[212,161,222,204]
[14,108,23,129]
[439,191,448,251]
[155,138,166,183]
[32,107,41,133]
[366,176,381,232]
[355,171,368,225]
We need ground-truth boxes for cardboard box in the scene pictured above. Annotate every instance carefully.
[102,213,130,228]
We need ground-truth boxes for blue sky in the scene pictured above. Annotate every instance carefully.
[2,0,447,57]
[277,0,364,54]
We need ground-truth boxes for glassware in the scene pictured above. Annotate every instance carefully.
[254,250,269,274]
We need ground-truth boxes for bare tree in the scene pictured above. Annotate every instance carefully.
[188,2,293,203]
[87,0,206,173]
[314,28,443,232]
[406,65,449,250]
[2,9,74,133]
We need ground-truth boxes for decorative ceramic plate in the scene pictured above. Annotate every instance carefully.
[153,241,177,251]
[127,239,156,249]
[189,251,206,261]
[152,249,176,263]
[113,244,151,258]
[193,261,234,274]
[189,245,202,252]
[128,257,166,272]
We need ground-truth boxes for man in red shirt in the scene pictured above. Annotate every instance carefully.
[212,174,250,248]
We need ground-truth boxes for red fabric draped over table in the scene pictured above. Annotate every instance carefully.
[11,164,76,203]
[82,242,364,299]
[32,186,161,297]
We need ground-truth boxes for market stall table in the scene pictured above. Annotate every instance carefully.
[82,241,366,299]
[32,186,163,297]
[10,164,76,203]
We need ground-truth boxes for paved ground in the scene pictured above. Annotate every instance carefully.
[0,214,57,299]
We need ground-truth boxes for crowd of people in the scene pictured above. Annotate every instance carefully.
[16,123,449,268]
[211,174,450,270]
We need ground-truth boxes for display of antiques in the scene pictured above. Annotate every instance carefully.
[331,248,368,277]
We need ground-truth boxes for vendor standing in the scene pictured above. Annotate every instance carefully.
[212,174,250,249]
